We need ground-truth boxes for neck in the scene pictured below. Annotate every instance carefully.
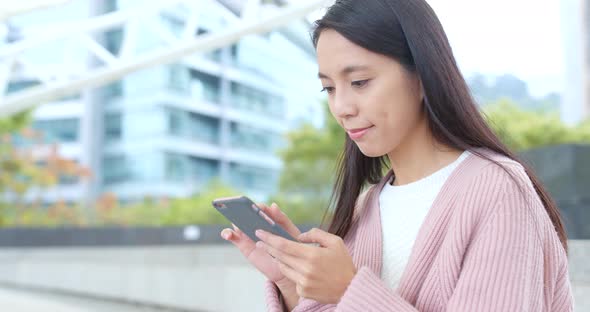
[387,115,463,186]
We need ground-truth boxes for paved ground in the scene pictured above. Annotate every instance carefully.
[0,286,190,312]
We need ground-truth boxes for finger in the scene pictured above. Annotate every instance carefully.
[257,202,270,212]
[232,223,247,237]
[268,203,301,239]
[298,228,338,248]
[275,257,305,286]
[256,230,311,258]
[256,203,300,241]
[258,203,301,239]
[220,228,233,240]
[257,240,303,270]
[224,226,259,257]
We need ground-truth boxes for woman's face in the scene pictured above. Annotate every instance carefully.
[316,29,425,157]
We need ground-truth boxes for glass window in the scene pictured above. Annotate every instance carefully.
[104,113,122,142]
[188,112,219,144]
[33,118,79,143]
[230,82,284,117]
[230,122,281,152]
[168,64,191,94]
[165,153,219,184]
[166,107,219,144]
[105,27,123,55]
[229,163,276,191]
[190,69,221,103]
[188,156,219,183]
[165,153,186,182]
[101,81,123,100]
[6,80,39,94]
[167,107,184,137]
[102,155,131,184]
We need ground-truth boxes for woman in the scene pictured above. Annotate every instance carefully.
[220,0,574,311]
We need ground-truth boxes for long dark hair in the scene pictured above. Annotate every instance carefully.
[312,0,568,253]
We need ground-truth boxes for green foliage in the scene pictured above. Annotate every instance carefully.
[0,111,31,134]
[161,179,240,225]
[483,100,590,151]
[271,104,343,225]
[89,179,240,226]
[0,111,90,226]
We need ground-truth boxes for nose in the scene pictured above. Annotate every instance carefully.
[331,89,358,119]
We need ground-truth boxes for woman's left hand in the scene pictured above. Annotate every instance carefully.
[255,227,357,304]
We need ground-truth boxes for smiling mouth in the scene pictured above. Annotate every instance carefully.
[346,126,374,140]
[348,126,373,133]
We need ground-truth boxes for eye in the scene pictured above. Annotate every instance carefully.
[351,79,370,88]
[320,86,335,94]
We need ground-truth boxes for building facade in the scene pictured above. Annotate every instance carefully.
[3,0,322,203]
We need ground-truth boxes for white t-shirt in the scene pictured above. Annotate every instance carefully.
[379,151,470,290]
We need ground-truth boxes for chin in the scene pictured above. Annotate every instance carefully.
[356,144,388,158]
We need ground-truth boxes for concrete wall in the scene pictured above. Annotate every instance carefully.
[0,241,588,311]
[0,245,267,312]
[569,240,590,310]
[520,144,590,239]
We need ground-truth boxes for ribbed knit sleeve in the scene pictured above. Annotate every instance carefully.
[264,280,284,312]
[445,184,546,311]
[336,266,417,311]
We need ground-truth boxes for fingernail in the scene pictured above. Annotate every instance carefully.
[256,241,264,248]
[221,231,229,240]
[255,230,264,238]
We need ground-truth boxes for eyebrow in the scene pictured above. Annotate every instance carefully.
[318,65,370,79]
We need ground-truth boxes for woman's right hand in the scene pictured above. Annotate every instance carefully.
[220,202,301,288]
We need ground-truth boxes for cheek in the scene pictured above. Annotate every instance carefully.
[377,82,423,130]
[371,92,423,145]
[373,99,413,133]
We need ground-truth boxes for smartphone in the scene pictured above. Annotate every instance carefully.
[212,196,296,242]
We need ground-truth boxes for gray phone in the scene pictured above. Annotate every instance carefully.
[212,196,296,242]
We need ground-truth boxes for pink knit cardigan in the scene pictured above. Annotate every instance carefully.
[264,149,574,311]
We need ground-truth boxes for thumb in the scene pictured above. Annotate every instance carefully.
[298,228,335,248]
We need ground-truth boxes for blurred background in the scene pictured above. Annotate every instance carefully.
[0,0,588,311]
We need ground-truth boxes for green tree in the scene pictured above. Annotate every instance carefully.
[483,100,590,151]
[270,103,343,224]
[0,110,91,226]
[90,179,240,226]
[162,179,241,225]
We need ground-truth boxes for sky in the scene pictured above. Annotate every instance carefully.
[308,0,566,97]
[427,0,564,97]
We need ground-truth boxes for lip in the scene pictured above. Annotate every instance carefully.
[346,126,373,140]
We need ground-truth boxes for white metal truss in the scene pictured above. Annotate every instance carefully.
[0,0,333,117]
[0,0,73,21]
